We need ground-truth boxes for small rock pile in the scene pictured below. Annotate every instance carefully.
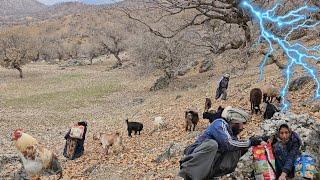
[227,112,320,179]
[261,112,320,163]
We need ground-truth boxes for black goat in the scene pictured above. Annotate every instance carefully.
[264,102,279,119]
[125,119,143,137]
[203,106,224,123]
[185,111,199,131]
[250,88,262,114]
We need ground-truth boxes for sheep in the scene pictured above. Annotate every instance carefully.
[203,106,224,123]
[250,88,263,114]
[264,102,280,119]
[93,132,123,154]
[125,119,143,137]
[185,111,199,131]
[262,85,281,103]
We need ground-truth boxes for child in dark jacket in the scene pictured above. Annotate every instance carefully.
[271,124,301,180]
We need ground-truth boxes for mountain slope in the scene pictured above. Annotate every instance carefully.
[79,0,123,5]
[0,0,46,15]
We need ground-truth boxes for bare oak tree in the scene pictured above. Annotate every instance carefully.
[99,30,126,68]
[80,40,102,65]
[121,0,253,54]
[0,34,37,78]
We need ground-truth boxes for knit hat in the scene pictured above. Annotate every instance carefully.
[221,106,249,123]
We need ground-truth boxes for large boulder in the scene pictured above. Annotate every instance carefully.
[289,76,313,91]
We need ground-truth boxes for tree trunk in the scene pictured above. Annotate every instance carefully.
[13,65,23,78]
[58,53,63,61]
[113,53,122,68]
[242,24,251,47]
[34,52,40,61]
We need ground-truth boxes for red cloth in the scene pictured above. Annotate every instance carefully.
[252,143,276,180]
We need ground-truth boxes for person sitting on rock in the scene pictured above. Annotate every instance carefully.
[215,73,230,100]
[178,106,266,180]
[271,123,302,180]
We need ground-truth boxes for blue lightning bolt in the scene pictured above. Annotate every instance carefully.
[241,0,320,111]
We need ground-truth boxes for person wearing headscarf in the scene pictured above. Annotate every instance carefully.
[215,73,230,100]
[271,124,301,180]
[178,106,265,180]
[63,121,88,160]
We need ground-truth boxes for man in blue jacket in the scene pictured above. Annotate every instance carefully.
[179,106,264,180]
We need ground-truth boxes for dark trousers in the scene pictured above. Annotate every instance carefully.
[179,139,247,180]
[215,88,227,100]
[206,149,247,179]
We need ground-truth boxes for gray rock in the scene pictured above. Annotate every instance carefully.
[84,165,98,175]
[199,60,213,73]
[186,131,202,140]
[175,95,182,100]
[133,97,145,105]
[289,76,313,91]
[177,68,190,76]
[311,104,320,112]
[155,142,185,163]
[150,76,170,91]
[181,83,197,90]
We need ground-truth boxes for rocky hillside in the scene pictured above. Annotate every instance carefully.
[79,0,123,5]
[0,1,102,27]
[0,50,319,179]
[0,0,46,15]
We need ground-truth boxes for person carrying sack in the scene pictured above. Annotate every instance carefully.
[63,121,88,160]
[178,106,264,180]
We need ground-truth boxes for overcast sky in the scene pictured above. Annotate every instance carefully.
[38,0,121,5]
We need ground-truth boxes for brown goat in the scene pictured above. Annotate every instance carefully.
[204,98,212,112]
[93,132,123,154]
[250,88,262,114]
[185,111,199,131]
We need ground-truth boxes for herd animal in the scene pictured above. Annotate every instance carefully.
[93,132,124,154]
[185,111,199,131]
[250,88,263,114]
[262,85,281,103]
[125,119,143,137]
[250,85,281,118]
[264,102,280,119]
[11,84,282,179]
